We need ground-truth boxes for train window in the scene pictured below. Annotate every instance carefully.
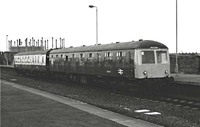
[141,51,155,64]
[117,52,126,57]
[51,55,53,58]
[38,56,39,63]
[56,55,58,58]
[105,52,113,57]
[29,56,31,63]
[42,56,44,63]
[61,54,63,58]
[156,51,168,64]
[97,53,101,62]
[89,53,93,58]
[117,52,122,57]
[72,54,75,58]
[123,52,126,56]
[32,56,34,63]
[66,55,68,61]
[80,53,84,58]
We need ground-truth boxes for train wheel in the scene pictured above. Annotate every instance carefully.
[127,82,140,95]
[80,75,87,84]
[69,74,77,82]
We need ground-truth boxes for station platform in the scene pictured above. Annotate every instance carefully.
[0,65,14,68]
[1,80,162,127]
[171,74,200,85]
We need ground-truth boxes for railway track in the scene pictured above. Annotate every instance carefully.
[1,66,200,111]
[145,95,200,110]
[1,66,200,127]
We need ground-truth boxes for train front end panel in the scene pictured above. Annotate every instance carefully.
[134,49,170,79]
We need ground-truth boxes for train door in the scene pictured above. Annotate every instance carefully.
[134,49,155,78]
[129,51,135,78]
[46,49,52,72]
[64,54,69,74]
[96,53,101,74]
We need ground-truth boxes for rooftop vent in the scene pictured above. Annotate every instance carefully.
[69,46,73,48]
[82,45,86,47]
[139,39,143,41]
[116,42,120,43]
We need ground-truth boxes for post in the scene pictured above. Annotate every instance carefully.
[44,40,46,50]
[41,37,43,50]
[31,37,34,47]
[175,0,179,75]
[52,37,54,49]
[17,39,19,52]
[96,7,98,45]
[8,40,12,51]
[6,35,8,51]
[60,37,62,48]
[55,39,57,48]
[89,5,98,45]
[62,38,65,48]
[25,38,28,52]
[47,40,49,49]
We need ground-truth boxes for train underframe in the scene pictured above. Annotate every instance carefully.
[14,67,174,95]
[66,73,174,95]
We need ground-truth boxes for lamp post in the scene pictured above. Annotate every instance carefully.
[89,5,98,45]
[176,0,179,75]
[6,35,8,51]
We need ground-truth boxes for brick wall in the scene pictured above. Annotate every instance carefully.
[170,53,200,74]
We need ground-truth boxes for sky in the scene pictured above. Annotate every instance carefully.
[0,0,199,53]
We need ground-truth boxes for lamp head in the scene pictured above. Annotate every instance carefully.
[89,5,95,8]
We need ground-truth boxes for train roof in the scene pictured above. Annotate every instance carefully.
[50,40,168,54]
[15,49,51,56]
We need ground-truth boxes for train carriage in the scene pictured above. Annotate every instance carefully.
[14,50,51,74]
[49,40,171,83]
[13,40,173,93]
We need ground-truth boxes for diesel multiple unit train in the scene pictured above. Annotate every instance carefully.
[14,40,173,93]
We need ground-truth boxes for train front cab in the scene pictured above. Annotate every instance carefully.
[134,48,170,79]
[133,47,173,93]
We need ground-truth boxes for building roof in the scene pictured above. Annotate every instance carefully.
[15,49,51,56]
[50,40,168,54]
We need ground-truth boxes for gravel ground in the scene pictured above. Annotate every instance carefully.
[1,67,200,127]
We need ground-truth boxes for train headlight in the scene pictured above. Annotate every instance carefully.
[143,71,147,75]
[165,70,168,74]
